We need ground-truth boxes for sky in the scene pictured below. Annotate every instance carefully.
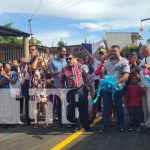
[0,0,150,47]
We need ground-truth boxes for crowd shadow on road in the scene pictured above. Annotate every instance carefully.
[64,124,150,150]
[0,122,75,137]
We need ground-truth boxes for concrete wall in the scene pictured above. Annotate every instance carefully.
[105,32,132,50]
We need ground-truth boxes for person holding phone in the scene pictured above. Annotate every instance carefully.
[21,45,39,125]
[0,63,17,88]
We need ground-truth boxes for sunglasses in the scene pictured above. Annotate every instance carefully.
[30,48,36,51]
[66,57,72,61]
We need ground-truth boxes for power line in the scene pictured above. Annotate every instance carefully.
[64,0,87,11]
[52,0,71,8]
[51,0,87,16]
[27,0,88,36]
[52,0,88,14]
[29,0,44,20]
[53,0,77,10]
[28,0,44,36]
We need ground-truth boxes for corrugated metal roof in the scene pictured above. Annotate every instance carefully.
[0,26,30,37]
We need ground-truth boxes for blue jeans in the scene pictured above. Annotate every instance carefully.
[102,88,125,127]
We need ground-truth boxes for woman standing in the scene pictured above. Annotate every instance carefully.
[0,63,19,124]
[30,55,49,128]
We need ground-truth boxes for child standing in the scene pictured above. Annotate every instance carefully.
[124,75,145,131]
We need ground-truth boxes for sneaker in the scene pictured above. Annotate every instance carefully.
[67,124,75,128]
[72,127,80,133]
[135,128,141,132]
[23,120,31,126]
[99,125,108,133]
[147,128,150,134]
[110,120,117,126]
[128,127,133,131]
[119,125,125,132]
[84,127,92,132]
[90,113,96,124]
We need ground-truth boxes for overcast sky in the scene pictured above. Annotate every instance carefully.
[0,0,150,46]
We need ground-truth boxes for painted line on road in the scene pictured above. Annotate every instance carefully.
[0,133,13,141]
[0,133,13,138]
[51,116,102,150]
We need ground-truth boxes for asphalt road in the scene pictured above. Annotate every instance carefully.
[0,122,73,150]
[1,120,150,150]
[64,124,150,150]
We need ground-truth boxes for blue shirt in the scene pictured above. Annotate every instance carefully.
[0,71,17,88]
[49,56,67,88]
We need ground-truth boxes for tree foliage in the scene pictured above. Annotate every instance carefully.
[0,22,22,44]
[122,45,140,57]
[0,22,42,45]
[127,45,139,53]
[57,39,67,47]
[146,38,150,44]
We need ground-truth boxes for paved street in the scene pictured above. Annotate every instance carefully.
[0,123,72,150]
[0,119,150,150]
[65,124,150,150]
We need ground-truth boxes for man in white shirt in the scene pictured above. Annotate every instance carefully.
[139,45,150,128]
[82,48,101,122]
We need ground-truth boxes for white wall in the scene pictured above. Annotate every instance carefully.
[105,32,132,50]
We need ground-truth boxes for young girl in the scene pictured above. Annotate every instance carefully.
[124,75,145,131]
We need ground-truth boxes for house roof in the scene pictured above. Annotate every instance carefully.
[131,32,143,40]
[106,32,143,40]
[0,25,30,37]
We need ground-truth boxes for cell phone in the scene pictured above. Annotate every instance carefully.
[29,56,36,64]
[0,67,3,72]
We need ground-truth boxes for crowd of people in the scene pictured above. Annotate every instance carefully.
[0,44,150,134]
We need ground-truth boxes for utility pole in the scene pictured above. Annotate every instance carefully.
[28,19,36,44]
[28,19,33,37]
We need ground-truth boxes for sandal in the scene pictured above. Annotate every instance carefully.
[33,123,39,129]
[43,123,49,128]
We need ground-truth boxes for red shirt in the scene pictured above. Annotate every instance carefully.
[124,85,145,106]
[61,63,90,88]
[95,63,104,79]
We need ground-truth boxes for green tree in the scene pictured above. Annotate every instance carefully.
[29,37,42,45]
[122,45,139,57]
[57,39,67,47]
[98,44,107,53]
[127,45,139,53]
[0,22,22,44]
[0,22,42,45]
[146,38,150,44]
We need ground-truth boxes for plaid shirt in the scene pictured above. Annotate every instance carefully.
[61,63,90,88]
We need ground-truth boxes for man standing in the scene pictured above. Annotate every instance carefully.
[82,48,101,121]
[139,45,150,128]
[49,47,67,126]
[100,45,130,133]
[62,53,91,132]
